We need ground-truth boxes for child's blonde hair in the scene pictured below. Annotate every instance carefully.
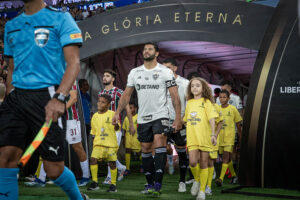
[186,77,214,103]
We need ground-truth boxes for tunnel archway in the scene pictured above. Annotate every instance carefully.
[77,0,300,190]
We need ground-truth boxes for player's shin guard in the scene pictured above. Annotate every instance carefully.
[53,167,83,200]
[0,168,19,200]
[142,152,154,185]
[176,148,188,183]
[154,147,167,184]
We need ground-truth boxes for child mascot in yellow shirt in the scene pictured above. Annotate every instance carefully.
[215,90,242,187]
[88,94,121,192]
[123,102,141,174]
[183,77,218,200]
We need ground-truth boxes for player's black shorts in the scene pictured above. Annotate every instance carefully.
[137,118,169,143]
[167,127,187,147]
[0,87,66,162]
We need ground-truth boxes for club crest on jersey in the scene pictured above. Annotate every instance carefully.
[34,28,50,47]
[190,112,197,118]
[199,102,205,108]
[152,73,159,80]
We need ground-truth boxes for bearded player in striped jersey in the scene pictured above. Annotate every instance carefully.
[99,69,135,184]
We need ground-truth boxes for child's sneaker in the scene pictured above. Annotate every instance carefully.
[205,186,212,195]
[124,170,131,176]
[215,178,223,187]
[87,181,99,191]
[78,177,90,187]
[24,177,46,187]
[117,167,126,181]
[102,177,111,185]
[107,184,117,192]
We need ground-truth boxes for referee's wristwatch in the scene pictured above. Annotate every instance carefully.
[53,93,67,103]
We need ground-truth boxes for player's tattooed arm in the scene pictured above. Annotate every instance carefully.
[169,86,181,117]
[168,86,182,131]
[112,87,134,124]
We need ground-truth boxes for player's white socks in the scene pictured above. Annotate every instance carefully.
[39,163,47,182]
[167,154,174,166]
[80,160,90,178]
[107,166,111,179]
[116,160,126,170]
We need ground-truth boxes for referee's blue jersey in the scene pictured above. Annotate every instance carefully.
[4,6,83,89]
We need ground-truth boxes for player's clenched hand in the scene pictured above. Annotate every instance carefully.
[172,117,182,132]
[45,98,65,123]
[129,125,135,135]
[112,113,120,125]
[211,135,217,146]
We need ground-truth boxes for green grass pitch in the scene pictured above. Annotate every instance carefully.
[19,172,300,200]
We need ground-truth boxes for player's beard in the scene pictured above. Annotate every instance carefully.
[103,80,111,86]
[143,53,156,61]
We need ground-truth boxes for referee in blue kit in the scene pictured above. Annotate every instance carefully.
[0,0,88,199]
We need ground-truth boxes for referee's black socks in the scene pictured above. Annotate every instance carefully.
[142,152,155,185]
[154,147,167,184]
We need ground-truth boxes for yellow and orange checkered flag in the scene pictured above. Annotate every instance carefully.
[18,120,52,168]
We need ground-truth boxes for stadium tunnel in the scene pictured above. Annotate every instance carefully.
[75,0,300,191]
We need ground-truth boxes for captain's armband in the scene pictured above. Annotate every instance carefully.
[166,80,177,88]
